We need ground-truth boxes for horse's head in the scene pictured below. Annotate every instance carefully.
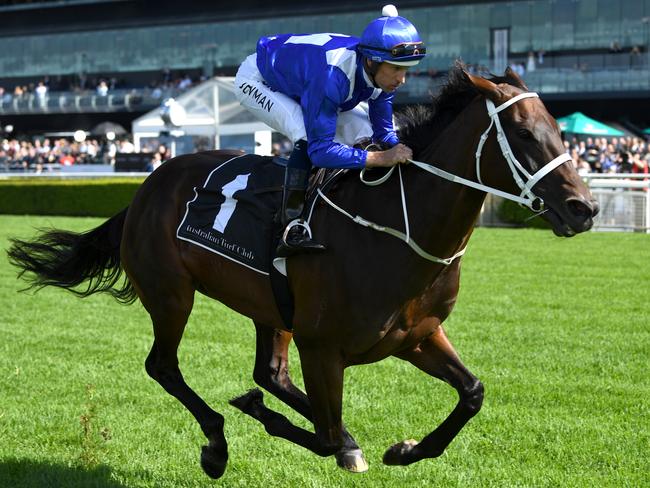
[463,68,598,236]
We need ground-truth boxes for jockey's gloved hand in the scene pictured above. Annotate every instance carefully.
[365,143,413,168]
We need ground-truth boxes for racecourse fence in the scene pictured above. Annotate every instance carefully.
[583,174,650,233]
[0,170,648,232]
[462,174,650,234]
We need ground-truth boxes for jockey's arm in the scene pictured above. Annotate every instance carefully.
[302,77,368,169]
[305,109,412,169]
[303,75,412,169]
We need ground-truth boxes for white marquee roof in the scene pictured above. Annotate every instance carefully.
[132,76,274,142]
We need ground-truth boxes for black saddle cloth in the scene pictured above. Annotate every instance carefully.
[177,153,285,274]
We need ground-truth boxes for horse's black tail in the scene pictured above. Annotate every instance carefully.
[7,207,137,304]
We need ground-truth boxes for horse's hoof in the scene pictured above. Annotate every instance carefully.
[382,439,418,466]
[335,448,369,473]
[200,444,228,479]
[229,388,264,414]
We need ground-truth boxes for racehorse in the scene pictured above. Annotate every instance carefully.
[7,65,598,479]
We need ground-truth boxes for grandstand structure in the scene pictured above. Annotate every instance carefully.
[0,0,649,134]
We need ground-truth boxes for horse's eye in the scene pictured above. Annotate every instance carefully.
[517,128,534,140]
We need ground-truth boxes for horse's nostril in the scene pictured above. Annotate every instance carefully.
[567,198,594,219]
[590,199,600,218]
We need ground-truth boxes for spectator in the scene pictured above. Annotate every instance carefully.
[35,81,47,98]
[35,81,48,107]
[0,86,9,104]
[106,138,118,165]
[570,147,591,175]
[584,137,599,170]
[526,51,536,72]
[97,80,109,96]
[157,144,169,160]
[631,153,648,175]
[147,152,163,171]
[617,146,633,173]
[119,138,135,153]
[177,74,192,90]
[151,84,163,99]
[599,151,617,173]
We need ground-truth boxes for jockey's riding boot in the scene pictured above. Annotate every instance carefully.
[276,141,326,258]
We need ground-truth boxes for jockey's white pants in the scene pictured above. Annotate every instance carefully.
[234,53,373,146]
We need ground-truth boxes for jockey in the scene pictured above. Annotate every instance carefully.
[234,4,426,257]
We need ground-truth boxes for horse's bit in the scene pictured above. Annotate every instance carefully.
[313,92,572,265]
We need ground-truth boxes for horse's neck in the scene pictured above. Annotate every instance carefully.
[316,101,492,297]
[406,102,490,263]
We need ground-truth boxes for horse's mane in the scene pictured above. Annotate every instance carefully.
[396,62,520,155]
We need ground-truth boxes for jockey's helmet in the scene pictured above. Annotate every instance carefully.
[358,4,426,67]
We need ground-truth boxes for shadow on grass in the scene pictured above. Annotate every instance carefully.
[0,458,130,488]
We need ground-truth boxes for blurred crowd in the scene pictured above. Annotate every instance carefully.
[0,69,202,104]
[566,136,649,175]
[0,137,170,173]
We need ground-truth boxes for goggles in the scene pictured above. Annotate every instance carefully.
[360,41,426,58]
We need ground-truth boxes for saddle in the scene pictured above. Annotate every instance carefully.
[175,153,348,330]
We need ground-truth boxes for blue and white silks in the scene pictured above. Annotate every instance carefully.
[235,33,399,169]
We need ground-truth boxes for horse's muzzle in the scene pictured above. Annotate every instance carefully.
[547,196,599,236]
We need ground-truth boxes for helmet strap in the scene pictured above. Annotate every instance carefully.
[363,58,381,88]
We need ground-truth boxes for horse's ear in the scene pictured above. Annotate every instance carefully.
[462,70,506,103]
[504,66,529,90]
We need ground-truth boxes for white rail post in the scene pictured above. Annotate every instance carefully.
[646,182,650,234]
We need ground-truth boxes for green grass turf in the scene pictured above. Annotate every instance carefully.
[1,215,648,487]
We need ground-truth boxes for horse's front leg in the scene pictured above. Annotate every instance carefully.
[247,322,367,472]
[230,342,350,462]
[384,326,484,465]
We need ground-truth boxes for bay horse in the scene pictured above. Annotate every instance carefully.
[7,66,598,479]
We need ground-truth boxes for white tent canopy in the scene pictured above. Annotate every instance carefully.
[132,77,275,156]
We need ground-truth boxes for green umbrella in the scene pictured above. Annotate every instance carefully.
[643,128,650,135]
[556,112,624,136]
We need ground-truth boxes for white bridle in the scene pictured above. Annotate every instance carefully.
[409,91,572,211]
[305,91,573,266]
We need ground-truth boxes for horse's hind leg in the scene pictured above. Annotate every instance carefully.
[239,322,367,472]
[250,323,310,417]
[229,343,351,465]
[143,290,228,479]
[384,325,484,466]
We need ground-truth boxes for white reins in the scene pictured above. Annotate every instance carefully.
[312,91,572,265]
[361,92,572,211]
[315,165,467,265]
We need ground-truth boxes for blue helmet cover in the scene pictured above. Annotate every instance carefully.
[359,14,425,64]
